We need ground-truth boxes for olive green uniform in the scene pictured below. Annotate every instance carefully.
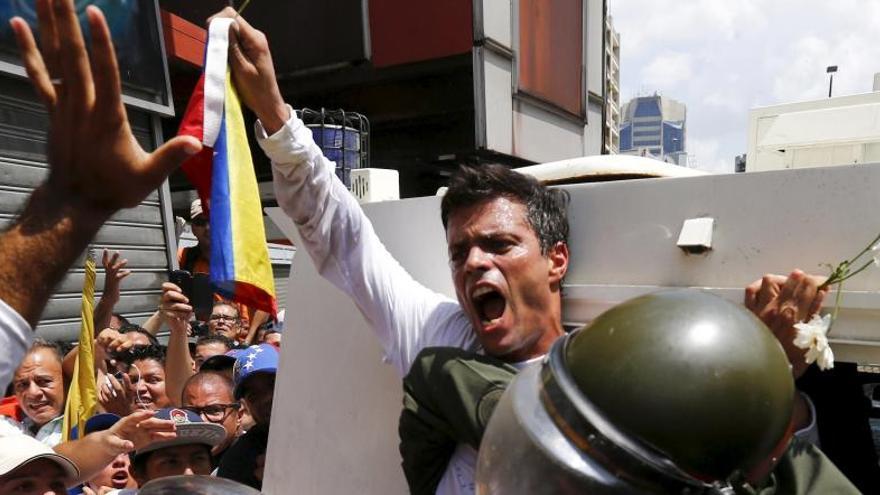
[399,347,860,495]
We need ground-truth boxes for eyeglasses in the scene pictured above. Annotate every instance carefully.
[210,314,239,322]
[186,403,240,422]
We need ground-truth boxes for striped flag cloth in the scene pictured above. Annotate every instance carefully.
[62,251,98,441]
[177,17,276,316]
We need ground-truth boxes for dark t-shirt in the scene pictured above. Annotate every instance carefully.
[216,423,269,490]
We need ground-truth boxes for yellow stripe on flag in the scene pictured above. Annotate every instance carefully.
[62,250,98,441]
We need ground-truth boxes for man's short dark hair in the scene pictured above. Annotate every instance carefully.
[440,164,569,254]
[196,334,233,350]
[122,344,166,367]
[119,323,160,347]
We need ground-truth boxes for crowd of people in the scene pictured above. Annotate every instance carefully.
[0,1,875,494]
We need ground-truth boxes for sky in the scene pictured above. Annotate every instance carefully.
[608,0,880,173]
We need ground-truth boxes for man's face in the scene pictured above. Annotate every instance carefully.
[191,216,210,249]
[0,458,68,495]
[241,373,275,427]
[263,332,281,348]
[447,197,568,362]
[209,305,240,340]
[182,377,238,454]
[134,444,213,484]
[194,342,229,369]
[87,453,135,491]
[128,358,170,411]
[13,349,64,427]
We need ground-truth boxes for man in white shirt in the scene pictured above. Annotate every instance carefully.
[213,8,828,495]
[3,341,67,447]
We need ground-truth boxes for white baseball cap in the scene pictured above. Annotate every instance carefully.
[0,434,79,480]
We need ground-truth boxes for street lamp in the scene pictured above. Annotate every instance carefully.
[827,65,838,98]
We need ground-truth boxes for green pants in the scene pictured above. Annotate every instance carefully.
[399,347,860,495]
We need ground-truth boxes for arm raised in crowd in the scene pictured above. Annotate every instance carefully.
[160,282,196,405]
[93,250,131,332]
[0,0,201,328]
[212,8,472,376]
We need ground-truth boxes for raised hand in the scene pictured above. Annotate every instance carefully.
[159,282,194,334]
[209,7,289,133]
[0,0,202,327]
[9,0,201,215]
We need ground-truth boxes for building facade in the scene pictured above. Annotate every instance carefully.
[603,14,621,154]
[746,79,880,172]
[620,94,687,165]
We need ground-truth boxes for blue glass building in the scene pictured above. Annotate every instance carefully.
[619,94,687,165]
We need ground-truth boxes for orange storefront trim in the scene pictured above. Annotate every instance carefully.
[161,10,207,68]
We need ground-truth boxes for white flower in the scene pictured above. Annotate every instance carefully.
[872,242,880,267]
[793,314,834,370]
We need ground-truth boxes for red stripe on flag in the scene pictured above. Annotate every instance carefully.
[178,73,214,209]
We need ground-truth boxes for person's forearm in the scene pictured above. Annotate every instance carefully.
[140,309,164,335]
[93,294,117,333]
[244,309,270,345]
[165,325,194,406]
[53,431,119,484]
[0,186,110,327]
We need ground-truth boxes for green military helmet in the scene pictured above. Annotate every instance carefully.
[565,289,794,482]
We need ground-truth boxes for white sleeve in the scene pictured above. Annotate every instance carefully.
[255,108,477,376]
[0,298,33,392]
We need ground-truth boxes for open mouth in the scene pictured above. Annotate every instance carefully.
[111,471,130,488]
[472,286,507,327]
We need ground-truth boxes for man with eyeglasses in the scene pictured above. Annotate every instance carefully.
[181,371,241,466]
[208,303,244,344]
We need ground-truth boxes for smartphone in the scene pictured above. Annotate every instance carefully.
[191,273,213,320]
[169,269,214,320]
[169,269,194,300]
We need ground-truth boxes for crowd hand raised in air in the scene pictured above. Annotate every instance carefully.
[159,282,194,335]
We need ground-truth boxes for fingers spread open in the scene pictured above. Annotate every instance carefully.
[35,0,61,76]
[9,18,56,108]
[53,0,94,106]
[86,6,123,117]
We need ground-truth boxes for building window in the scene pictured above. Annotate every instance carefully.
[519,0,583,116]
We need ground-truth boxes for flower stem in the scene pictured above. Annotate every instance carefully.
[847,231,880,266]
[830,259,874,286]
[829,281,843,335]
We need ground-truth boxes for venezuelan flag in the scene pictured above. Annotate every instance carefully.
[62,251,98,441]
[177,17,276,316]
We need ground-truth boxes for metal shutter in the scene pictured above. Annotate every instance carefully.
[0,74,174,341]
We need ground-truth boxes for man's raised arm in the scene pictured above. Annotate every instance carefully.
[213,8,475,375]
[0,0,200,389]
